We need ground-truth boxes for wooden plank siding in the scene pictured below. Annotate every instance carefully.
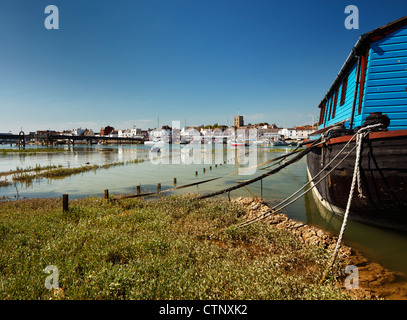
[319,62,360,129]
[363,25,407,130]
[318,24,407,131]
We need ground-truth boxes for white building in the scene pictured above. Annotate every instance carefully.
[295,126,314,139]
[107,131,118,138]
[200,128,213,137]
[72,128,86,136]
[278,126,314,140]
[278,128,296,139]
[118,128,140,138]
[180,127,201,142]
[148,128,172,142]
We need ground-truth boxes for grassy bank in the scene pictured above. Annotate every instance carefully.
[0,195,363,300]
[0,164,63,177]
[7,159,144,184]
[0,148,67,155]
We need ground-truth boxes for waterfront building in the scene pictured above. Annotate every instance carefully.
[278,128,296,139]
[148,127,172,142]
[295,126,314,139]
[72,128,86,136]
[100,126,115,136]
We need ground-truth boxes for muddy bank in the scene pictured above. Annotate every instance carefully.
[232,196,407,300]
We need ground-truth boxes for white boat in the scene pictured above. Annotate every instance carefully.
[144,137,166,146]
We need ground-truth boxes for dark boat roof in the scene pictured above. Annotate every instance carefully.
[317,15,407,109]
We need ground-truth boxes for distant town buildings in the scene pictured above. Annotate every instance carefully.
[149,127,172,142]
[118,128,139,138]
[100,126,115,136]
[295,126,314,139]
[72,128,86,136]
[12,113,317,145]
[278,125,314,140]
[234,115,244,128]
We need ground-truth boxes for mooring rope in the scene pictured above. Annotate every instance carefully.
[319,123,382,283]
[236,138,359,229]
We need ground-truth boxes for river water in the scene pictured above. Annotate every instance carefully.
[1,144,407,279]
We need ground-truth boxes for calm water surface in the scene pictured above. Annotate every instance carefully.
[1,144,407,278]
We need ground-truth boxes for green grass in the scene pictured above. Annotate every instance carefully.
[7,159,145,184]
[0,148,66,155]
[0,164,62,177]
[0,195,366,300]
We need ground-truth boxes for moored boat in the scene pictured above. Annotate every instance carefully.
[306,16,407,232]
[271,140,288,146]
[144,137,166,146]
[230,139,248,146]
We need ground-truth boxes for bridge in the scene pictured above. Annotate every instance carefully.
[0,132,144,148]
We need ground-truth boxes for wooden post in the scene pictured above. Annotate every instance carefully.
[195,171,198,177]
[209,166,212,171]
[104,189,109,200]
[173,178,177,186]
[203,168,206,174]
[62,194,69,212]
[157,183,161,194]
[137,185,141,195]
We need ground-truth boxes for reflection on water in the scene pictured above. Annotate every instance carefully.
[1,144,407,277]
[305,185,407,276]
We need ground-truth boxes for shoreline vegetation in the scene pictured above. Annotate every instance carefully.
[1,194,404,300]
[0,159,145,186]
[0,148,67,155]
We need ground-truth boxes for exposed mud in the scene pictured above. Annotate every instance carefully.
[233,196,407,300]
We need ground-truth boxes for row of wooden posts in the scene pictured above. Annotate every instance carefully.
[62,183,164,212]
[62,163,225,211]
[196,163,219,177]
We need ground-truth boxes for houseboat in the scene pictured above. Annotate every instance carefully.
[307,16,407,232]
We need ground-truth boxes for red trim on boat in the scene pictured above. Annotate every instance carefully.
[305,130,407,147]
[358,48,369,114]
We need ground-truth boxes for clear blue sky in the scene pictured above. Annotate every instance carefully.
[1,0,406,133]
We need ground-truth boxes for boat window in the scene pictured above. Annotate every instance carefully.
[318,101,326,125]
[331,87,339,118]
[327,96,333,121]
[340,75,348,106]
